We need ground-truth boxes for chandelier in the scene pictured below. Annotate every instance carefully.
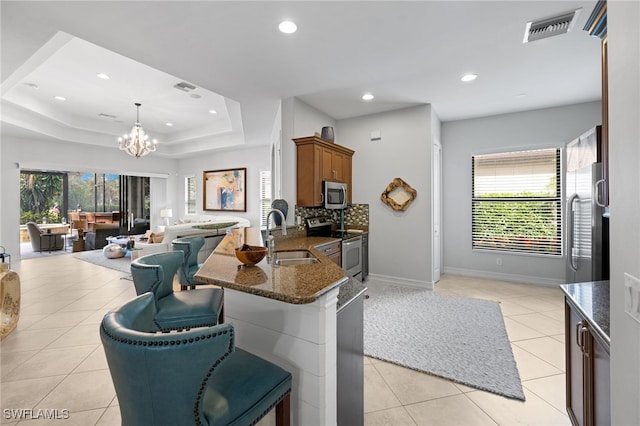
[118,103,158,158]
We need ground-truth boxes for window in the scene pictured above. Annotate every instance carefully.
[185,176,196,215]
[472,148,561,255]
[260,171,272,228]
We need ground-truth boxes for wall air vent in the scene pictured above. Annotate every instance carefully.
[523,9,581,43]
[173,81,197,92]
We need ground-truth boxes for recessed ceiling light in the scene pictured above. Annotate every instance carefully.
[461,74,478,82]
[209,109,217,115]
[279,20,297,34]
[54,96,66,101]
[96,73,110,80]
[165,122,174,127]
[362,93,374,101]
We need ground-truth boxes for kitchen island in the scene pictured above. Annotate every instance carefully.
[194,227,352,425]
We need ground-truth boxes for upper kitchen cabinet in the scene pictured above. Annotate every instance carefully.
[584,0,608,205]
[294,136,355,207]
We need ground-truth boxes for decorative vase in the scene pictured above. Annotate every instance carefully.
[321,126,335,143]
[0,263,20,340]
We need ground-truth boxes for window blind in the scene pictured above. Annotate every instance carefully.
[260,171,272,228]
[185,176,196,215]
[472,148,562,255]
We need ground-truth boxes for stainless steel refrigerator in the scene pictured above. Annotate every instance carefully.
[565,126,609,284]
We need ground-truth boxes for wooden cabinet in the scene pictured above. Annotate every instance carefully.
[565,299,610,426]
[315,240,341,267]
[294,136,354,207]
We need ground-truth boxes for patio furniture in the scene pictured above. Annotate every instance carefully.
[25,222,64,252]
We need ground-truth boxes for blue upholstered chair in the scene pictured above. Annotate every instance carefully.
[172,236,207,290]
[130,251,223,331]
[100,292,292,426]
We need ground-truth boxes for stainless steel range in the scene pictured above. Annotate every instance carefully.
[306,217,363,280]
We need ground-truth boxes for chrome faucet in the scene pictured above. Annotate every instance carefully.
[266,209,287,263]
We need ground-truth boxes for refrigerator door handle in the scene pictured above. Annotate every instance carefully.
[594,179,607,207]
[567,193,579,272]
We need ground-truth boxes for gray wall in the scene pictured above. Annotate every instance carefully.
[175,145,268,227]
[337,105,435,286]
[609,1,640,424]
[442,101,602,285]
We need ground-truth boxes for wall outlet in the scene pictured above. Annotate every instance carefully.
[624,273,640,324]
[496,257,502,266]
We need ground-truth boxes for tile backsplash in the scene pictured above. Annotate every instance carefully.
[294,204,369,229]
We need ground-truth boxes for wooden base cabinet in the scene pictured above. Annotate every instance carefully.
[565,299,610,426]
[316,240,341,267]
[294,136,354,207]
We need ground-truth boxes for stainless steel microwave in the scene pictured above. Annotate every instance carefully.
[323,181,348,209]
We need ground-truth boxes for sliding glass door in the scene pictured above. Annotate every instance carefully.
[119,175,150,234]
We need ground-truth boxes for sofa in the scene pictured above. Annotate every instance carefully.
[134,215,250,263]
[84,223,120,250]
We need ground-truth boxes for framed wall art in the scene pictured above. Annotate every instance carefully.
[380,177,417,211]
[203,168,247,212]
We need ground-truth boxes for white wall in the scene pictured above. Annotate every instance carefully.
[337,105,435,287]
[0,136,176,263]
[281,98,337,225]
[175,145,269,227]
[441,101,602,286]
[609,1,640,424]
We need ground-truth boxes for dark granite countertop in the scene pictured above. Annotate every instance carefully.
[337,278,367,312]
[195,227,349,304]
[560,280,610,347]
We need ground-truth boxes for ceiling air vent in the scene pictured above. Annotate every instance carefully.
[98,113,117,119]
[173,81,197,92]
[523,9,581,43]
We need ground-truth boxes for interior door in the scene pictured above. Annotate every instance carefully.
[432,141,442,283]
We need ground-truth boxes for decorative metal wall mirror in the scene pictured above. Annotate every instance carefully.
[380,178,417,211]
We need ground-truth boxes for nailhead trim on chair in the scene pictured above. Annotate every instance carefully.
[101,325,232,347]
[103,323,235,426]
[153,320,218,333]
[193,329,235,426]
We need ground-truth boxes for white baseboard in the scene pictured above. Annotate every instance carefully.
[366,273,434,290]
[442,266,564,287]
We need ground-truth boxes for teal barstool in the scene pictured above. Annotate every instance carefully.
[172,236,206,290]
[100,292,292,426]
[130,251,223,330]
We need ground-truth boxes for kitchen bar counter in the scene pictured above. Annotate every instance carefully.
[194,226,353,425]
[195,227,347,303]
[560,280,610,346]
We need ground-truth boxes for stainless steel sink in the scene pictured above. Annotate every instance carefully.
[273,250,319,266]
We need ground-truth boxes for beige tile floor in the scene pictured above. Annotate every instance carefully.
[1,254,570,425]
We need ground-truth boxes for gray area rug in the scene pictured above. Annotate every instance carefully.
[364,284,525,400]
[73,250,131,274]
